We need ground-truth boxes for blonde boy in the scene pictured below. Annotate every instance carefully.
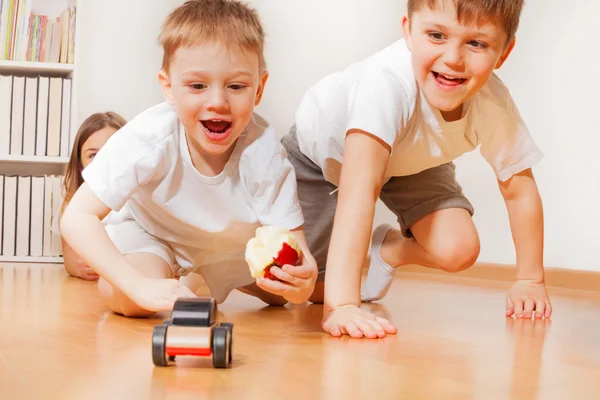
[282,0,552,338]
[61,0,318,317]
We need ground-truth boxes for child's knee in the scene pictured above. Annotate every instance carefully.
[437,235,480,273]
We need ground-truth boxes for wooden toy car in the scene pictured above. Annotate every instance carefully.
[152,297,233,368]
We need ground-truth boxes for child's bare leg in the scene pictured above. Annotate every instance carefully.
[98,253,174,317]
[386,208,479,271]
[239,281,325,306]
[362,208,480,301]
[237,282,288,306]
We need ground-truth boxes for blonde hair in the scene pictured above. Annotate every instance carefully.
[158,0,266,74]
[60,112,127,217]
[408,0,524,43]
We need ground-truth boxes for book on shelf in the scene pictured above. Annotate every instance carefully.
[1,174,64,258]
[0,73,71,158]
[0,0,76,64]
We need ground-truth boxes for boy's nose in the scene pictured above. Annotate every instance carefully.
[442,46,465,69]
[206,89,228,111]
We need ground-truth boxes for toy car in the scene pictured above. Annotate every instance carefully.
[152,297,233,368]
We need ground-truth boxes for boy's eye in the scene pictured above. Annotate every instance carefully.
[190,83,206,90]
[468,40,488,49]
[228,84,247,91]
[428,32,445,41]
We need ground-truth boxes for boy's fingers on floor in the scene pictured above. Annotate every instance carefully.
[366,319,387,337]
[524,298,535,318]
[355,318,378,339]
[377,318,398,334]
[513,299,524,317]
[535,300,545,318]
[326,325,342,337]
[545,302,553,318]
[342,321,363,338]
[506,296,514,316]
[376,317,397,334]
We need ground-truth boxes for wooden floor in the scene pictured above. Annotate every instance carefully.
[1,263,599,400]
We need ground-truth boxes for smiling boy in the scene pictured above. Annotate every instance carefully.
[60,0,318,317]
[282,0,552,338]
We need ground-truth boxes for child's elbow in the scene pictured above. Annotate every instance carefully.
[59,204,77,238]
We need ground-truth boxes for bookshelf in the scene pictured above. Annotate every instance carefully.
[0,60,74,75]
[0,0,80,264]
[0,155,69,164]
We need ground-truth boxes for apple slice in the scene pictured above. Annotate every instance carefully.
[245,226,302,279]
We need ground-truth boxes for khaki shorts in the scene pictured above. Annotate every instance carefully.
[281,125,474,280]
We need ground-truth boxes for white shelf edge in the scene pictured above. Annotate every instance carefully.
[0,155,70,164]
[0,256,64,263]
[0,60,74,75]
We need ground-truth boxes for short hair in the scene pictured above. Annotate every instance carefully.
[407,0,525,43]
[158,0,266,74]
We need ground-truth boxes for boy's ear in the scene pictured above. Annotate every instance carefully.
[401,14,412,51]
[158,69,175,105]
[255,70,269,106]
[496,37,516,69]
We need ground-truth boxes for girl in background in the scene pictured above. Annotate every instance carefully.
[60,112,127,280]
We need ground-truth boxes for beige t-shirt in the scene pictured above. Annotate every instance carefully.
[294,38,543,185]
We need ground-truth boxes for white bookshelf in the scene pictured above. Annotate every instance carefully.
[0,256,64,263]
[0,155,70,164]
[0,60,74,75]
[0,0,80,264]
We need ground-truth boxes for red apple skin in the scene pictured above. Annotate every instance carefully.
[273,242,300,267]
[263,265,276,280]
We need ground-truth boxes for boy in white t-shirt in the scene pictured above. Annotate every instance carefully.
[60,0,318,317]
[282,0,552,338]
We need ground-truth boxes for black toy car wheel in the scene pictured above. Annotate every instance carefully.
[152,324,168,367]
[212,326,231,368]
[219,322,233,364]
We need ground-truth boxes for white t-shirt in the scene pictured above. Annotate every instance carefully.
[294,38,543,185]
[82,102,303,285]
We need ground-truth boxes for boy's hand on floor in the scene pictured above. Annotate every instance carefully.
[129,277,197,312]
[76,259,100,281]
[256,258,318,304]
[506,280,552,319]
[322,304,397,339]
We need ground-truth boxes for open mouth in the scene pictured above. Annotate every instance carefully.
[201,120,232,141]
[202,120,232,134]
[432,71,467,88]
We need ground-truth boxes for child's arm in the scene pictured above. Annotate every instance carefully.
[61,237,99,281]
[60,183,194,311]
[245,134,318,304]
[498,168,552,319]
[321,130,397,338]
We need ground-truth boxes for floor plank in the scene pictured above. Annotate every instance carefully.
[0,263,599,399]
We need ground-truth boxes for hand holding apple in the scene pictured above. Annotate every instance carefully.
[245,226,317,304]
[245,225,302,280]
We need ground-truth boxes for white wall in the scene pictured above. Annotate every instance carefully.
[75,0,598,271]
[74,0,178,126]
[248,0,406,137]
